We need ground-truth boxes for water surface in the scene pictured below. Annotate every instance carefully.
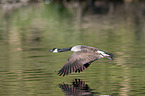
[0,2,145,96]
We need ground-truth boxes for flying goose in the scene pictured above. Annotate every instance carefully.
[49,45,114,76]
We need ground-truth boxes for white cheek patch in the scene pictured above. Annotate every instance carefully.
[53,49,58,53]
[98,50,109,56]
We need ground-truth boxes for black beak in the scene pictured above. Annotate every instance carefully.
[49,49,53,52]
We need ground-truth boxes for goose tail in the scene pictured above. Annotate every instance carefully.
[98,50,115,60]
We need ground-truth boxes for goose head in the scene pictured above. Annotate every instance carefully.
[49,48,59,53]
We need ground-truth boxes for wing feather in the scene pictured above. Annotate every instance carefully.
[58,51,100,76]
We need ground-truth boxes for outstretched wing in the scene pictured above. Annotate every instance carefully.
[58,51,100,76]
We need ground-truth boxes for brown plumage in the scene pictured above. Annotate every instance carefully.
[49,45,114,76]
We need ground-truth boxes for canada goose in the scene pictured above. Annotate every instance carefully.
[49,45,114,76]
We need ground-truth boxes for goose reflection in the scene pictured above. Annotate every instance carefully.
[59,79,114,96]
[59,79,95,96]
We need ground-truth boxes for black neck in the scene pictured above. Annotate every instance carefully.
[58,47,71,52]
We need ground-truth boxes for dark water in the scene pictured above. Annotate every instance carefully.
[0,2,145,96]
